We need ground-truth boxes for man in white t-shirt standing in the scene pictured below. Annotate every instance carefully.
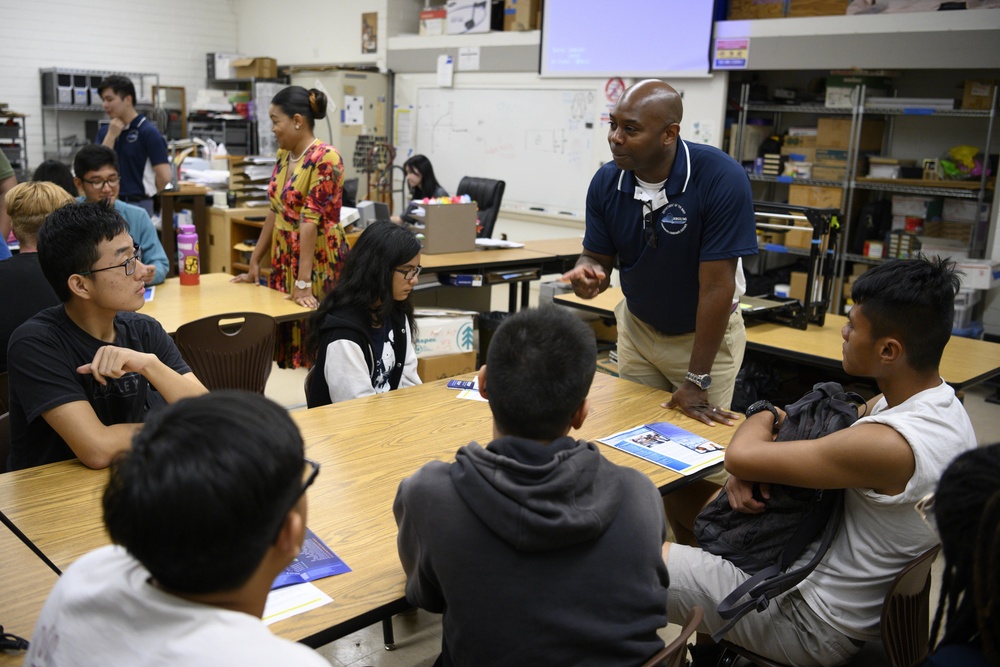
[665,257,977,667]
[25,392,330,667]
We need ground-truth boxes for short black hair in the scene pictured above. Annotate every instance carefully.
[73,144,119,180]
[32,159,78,198]
[103,392,306,595]
[850,257,960,373]
[305,221,421,360]
[98,75,136,106]
[36,201,129,302]
[271,86,328,131]
[485,307,596,440]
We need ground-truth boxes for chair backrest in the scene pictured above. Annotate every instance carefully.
[0,371,8,413]
[456,176,505,239]
[0,412,10,474]
[343,177,360,208]
[641,605,703,667]
[173,313,276,393]
[881,544,941,667]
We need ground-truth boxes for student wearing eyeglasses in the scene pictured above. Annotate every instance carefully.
[5,201,206,472]
[304,221,422,406]
[73,144,170,285]
[24,392,330,667]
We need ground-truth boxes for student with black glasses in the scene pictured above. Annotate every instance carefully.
[304,221,422,406]
[5,201,206,471]
[24,392,330,667]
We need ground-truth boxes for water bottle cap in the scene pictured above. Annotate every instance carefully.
[180,224,196,233]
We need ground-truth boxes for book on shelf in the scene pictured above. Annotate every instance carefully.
[599,422,725,476]
[270,528,351,590]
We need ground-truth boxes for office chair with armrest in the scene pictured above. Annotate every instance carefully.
[173,313,276,393]
[716,545,941,667]
[641,606,703,667]
[456,176,505,239]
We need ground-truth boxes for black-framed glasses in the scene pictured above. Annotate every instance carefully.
[642,200,658,249]
[394,265,423,281]
[79,243,142,277]
[271,457,321,543]
[82,175,120,189]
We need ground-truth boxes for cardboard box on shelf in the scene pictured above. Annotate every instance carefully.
[815,148,850,166]
[811,165,848,181]
[891,195,942,220]
[787,0,849,16]
[419,8,447,36]
[447,0,494,33]
[783,222,815,250]
[503,0,541,31]
[816,118,884,151]
[417,351,477,382]
[231,57,277,79]
[788,271,822,303]
[781,145,817,164]
[824,74,893,109]
[955,259,1000,290]
[962,80,997,111]
[943,199,991,223]
[414,315,476,358]
[788,184,843,209]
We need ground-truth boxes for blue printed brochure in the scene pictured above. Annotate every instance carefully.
[599,422,725,475]
[270,528,352,590]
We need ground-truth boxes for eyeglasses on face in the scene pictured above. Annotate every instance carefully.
[271,457,321,543]
[82,175,120,189]
[79,243,142,277]
[642,200,658,249]
[394,265,423,281]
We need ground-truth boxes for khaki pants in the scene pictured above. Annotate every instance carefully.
[614,299,746,410]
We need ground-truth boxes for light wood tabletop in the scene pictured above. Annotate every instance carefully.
[555,287,1000,391]
[420,246,553,271]
[0,522,59,666]
[141,273,312,334]
[0,372,732,649]
[520,237,583,259]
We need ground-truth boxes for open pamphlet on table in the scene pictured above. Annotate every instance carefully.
[599,422,725,475]
[270,527,352,590]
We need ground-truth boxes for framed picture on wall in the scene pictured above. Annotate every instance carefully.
[362,13,377,54]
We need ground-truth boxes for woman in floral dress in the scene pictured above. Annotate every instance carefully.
[233,85,349,367]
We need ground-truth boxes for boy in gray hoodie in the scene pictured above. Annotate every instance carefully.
[393,307,670,666]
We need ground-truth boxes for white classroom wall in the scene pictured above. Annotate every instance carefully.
[2,0,241,170]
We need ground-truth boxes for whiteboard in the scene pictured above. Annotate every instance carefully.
[415,88,598,216]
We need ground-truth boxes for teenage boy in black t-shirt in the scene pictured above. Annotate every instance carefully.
[5,202,206,472]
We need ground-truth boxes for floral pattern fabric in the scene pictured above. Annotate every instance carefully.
[267,142,350,367]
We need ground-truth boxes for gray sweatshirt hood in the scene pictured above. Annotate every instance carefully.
[449,435,625,552]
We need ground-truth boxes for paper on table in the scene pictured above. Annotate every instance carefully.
[475,238,525,249]
[262,583,332,626]
[599,422,725,476]
[456,377,488,402]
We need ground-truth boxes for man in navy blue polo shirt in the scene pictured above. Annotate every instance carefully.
[563,79,757,541]
[97,76,171,217]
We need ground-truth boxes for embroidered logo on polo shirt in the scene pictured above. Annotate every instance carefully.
[126,129,139,144]
[660,203,688,236]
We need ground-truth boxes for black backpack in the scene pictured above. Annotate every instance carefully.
[692,382,865,641]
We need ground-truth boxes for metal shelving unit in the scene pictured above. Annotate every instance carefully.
[39,68,159,163]
[0,112,29,179]
[732,80,998,313]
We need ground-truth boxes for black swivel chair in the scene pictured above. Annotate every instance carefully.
[342,178,360,208]
[456,176,505,239]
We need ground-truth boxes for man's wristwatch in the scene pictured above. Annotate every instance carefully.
[685,371,712,391]
[745,399,780,432]
[294,280,310,290]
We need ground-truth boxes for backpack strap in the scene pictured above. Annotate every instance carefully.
[385,315,408,390]
[711,489,844,642]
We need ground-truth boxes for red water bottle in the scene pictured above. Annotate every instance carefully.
[177,224,200,285]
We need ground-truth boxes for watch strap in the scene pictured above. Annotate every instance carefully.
[745,400,779,431]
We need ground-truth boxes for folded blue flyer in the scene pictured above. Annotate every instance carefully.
[599,422,725,475]
[270,528,352,590]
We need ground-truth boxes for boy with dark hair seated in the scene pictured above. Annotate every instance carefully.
[25,392,329,666]
[394,306,670,666]
[6,202,205,471]
[665,258,977,667]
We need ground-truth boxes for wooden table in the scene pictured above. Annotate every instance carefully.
[0,373,731,651]
[142,273,311,335]
[555,287,1000,392]
[0,524,59,665]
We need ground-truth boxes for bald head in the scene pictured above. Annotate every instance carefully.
[620,80,683,127]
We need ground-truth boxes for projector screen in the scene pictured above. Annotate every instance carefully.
[540,0,715,78]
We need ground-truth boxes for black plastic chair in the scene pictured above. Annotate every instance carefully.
[456,176,505,239]
[173,313,276,393]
